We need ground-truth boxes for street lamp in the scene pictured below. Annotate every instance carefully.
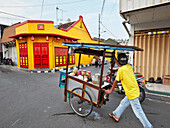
[56,7,59,25]
[101,31,106,34]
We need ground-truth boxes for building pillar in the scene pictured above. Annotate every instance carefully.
[49,37,54,69]
[129,24,135,66]
[27,37,34,70]
[2,44,5,59]
[16,40,20,68]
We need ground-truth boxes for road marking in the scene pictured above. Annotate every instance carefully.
[147,98,170,105]
[146,92,170,98]
[12,119,20,126]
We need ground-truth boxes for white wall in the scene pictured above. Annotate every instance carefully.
[128,25,135,66]
[134,19,170,31]
[120,0,170,13]
[2,44,17,65]
[2,44,8,58]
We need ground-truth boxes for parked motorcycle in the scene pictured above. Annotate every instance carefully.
[103,68,146,103]
[2,58,13,65]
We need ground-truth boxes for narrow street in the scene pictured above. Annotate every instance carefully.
[0,65,170,128]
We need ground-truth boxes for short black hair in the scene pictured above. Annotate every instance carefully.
[118,53,128,65]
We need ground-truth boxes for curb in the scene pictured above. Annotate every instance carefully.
[146,92,170,102]
[145,87,170,97]
[147,90,170,96]
[23,64,93,73]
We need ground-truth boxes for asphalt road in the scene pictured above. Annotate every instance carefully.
[0,65,170,128]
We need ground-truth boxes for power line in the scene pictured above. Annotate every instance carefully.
[0,16,23,20]
[100,0,106,16]
[0,11,30,19]
[101,22,119,39]
[98,0,106,44]
[40,0,45,19]
[0,0,88,8]
[105,0,117,23]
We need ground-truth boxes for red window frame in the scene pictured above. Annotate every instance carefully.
[55,47,75,67]
[19,42,28,68]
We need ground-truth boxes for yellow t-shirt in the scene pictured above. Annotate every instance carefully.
[115,64,140,100]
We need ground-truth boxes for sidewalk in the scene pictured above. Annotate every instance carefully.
[0,63,93,73]
[0,65,20,71]
[0,64,55,73]
[145,83,170,96]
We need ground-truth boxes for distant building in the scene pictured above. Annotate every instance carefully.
[93,37,105,43]
[0,24,8,63]
[1,23,20,65]
[104,38,119,45]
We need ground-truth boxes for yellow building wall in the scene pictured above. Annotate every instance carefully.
[60,16,98,66]
[16,40,20,68]
[27,23,54,34]
[15,22,54,34]
[66,17,97,43]
[48,37,54,69]
[15,24,29,34]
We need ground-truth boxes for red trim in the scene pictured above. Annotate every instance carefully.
[60,16,94,41]
[9,33,80,40]
[82,18,94,41]
[15,20,54,27]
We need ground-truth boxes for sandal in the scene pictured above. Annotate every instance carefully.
[108,113,119,122]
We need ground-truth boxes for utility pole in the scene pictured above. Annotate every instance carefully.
[98,14,100,44]
[61,9,63,21]
[56,7,59,25]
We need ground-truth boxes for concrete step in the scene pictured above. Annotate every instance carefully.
[145,83,170,96]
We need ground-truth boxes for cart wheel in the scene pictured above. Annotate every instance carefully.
[69,87,93,117]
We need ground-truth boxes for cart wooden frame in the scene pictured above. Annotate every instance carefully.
[62,42,143,116]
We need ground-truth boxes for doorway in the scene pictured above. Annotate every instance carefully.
[33,43,49,68]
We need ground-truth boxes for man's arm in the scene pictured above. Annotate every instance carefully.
[105,80,118,94]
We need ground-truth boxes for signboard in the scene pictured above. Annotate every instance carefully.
[37,24,44,30]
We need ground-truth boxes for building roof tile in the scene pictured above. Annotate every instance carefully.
[1,23,20,43]
[57,21,75,29]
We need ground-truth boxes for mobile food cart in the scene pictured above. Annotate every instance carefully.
[60,42,143,117]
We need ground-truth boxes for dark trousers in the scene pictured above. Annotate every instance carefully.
[95,62,98,67]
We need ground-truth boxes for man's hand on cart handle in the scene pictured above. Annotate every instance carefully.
[105,80,118,94]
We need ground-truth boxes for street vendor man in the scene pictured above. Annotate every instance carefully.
[105,53,153,128]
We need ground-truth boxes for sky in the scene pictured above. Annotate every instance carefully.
[0,0,129,40]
